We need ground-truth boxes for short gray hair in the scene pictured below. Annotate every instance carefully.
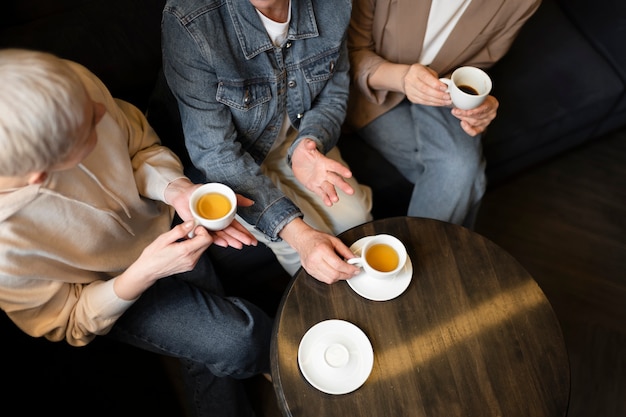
[0,49,89,176]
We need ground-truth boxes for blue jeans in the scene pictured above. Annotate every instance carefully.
[357,99,486,228]
[105,254,272,417]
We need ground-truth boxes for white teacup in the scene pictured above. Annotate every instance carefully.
[189,183,237,235]
[347,234,407,279]
[440,66,492,110]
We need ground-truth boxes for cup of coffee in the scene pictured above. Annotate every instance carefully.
[347,234,408,279]
[440,66,492,110]
[189,183,237,233]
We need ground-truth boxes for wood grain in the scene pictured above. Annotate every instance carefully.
[271,217,570,417]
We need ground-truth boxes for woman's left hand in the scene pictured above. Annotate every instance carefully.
[451,95,499,136]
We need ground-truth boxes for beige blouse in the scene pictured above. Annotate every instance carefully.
[346,0,542,129]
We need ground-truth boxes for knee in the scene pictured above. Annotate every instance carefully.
[213,302,271,376]
[438,146,485,188]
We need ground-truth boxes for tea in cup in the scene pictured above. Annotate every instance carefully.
[439,66,492,110]
[347,234,407,279]
[189,183,237,233]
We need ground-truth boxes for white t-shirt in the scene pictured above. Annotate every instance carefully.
[420,0,472,65]
[256,4,291,46]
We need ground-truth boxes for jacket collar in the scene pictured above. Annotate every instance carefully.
[391,0,504,73]
[429,0,504,73]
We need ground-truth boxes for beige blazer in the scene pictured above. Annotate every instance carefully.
[346,0,541,129]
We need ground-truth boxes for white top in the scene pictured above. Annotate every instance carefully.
[420,0,472,65]
[256,1,291,46]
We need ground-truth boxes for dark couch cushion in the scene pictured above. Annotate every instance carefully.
[557,0,626,78]
[338,133,412,219]
[483,0,624,182]
[556,0,626,134]
[0,0,165,111]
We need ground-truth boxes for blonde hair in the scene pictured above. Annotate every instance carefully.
[0,49,89,176]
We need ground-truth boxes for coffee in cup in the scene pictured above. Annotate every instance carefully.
[189,183,237,234]
[440,66,492,110]
[347,234,407,279]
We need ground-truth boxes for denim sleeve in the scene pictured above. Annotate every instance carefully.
[161,11,301,240]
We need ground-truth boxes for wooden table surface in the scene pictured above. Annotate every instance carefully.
[270,217,570,416]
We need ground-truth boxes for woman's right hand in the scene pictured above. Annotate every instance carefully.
[113,221,213,300]
[403,63,452,107]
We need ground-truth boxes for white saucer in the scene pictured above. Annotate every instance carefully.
[347,236,413,301]
[298,319,374,395]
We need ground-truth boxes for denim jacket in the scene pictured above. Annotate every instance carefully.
[162,0,352,240]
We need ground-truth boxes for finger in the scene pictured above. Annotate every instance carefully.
[220,237,243,249]
[210,225,256,249]
[324,159,353,179]
[319,256,360,282]
[329,174,355,196]
[319,190,333,207]
[311,181,334,206]
[460,120,481,137]
[305,259,344,284]
[228,220,258,245]
[210,234,230,248]
[169,220,198,242]
[236,194,255,207]
[221,227,256,247]
[333,239,358,260]
[183,225,214,248]
[322,181,340,204]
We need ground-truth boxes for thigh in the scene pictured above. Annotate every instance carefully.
[262,143,372,235]
[410,104,484,165]
[107,255,273,379]
[357,100,422,181]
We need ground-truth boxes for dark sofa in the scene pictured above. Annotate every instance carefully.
[341,0,626,218]
[2,0,625,415]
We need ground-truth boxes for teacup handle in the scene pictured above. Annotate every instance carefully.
[346,257,364,267]
[187,220,200,239]
[439,77,451,92]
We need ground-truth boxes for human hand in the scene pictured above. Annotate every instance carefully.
[164,177,197,221]
[403,64,452,107]
[165,179,257,248]
[280,219,361,284]
[115,221,213,300]
[291,138,355,207]
[208,216,257,249]
[451,95,499,137]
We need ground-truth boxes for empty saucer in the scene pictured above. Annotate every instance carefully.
[347,236,413,301]
[298,319,374,395]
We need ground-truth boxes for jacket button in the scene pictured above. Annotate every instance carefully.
[329,61,335,72]
[297,113,303,119]
[286,41,292,48]
[288,80,296,88]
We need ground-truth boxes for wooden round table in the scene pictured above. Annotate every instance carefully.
[270,217,570,416]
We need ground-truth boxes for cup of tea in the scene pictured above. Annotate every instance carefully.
[347,234,408,279]
[189,183,237,233]
[440,66,492,110]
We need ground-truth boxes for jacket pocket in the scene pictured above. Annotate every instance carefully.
[301,48,340,84]
[216,81,272,110]
[216,81,272,136]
